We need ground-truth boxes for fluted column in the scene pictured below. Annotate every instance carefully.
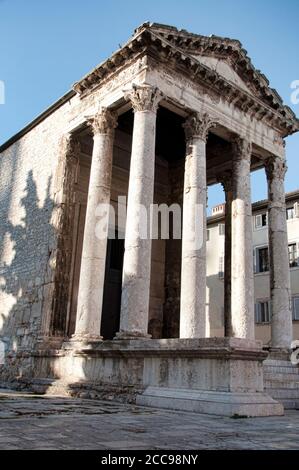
[265,154,292,350]
[231,137,255,339]
[180,113,216,338]
[219,172,233,337]
[116,85,163,339]
[73,108,117,341]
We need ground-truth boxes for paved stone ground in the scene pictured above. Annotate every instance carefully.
[0,389,298,450]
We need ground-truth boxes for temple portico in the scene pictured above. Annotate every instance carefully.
[66,84,292,352]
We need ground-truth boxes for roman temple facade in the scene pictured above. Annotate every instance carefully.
[1,23,299,415]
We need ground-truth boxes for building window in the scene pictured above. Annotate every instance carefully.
[256,247,269,273]
[218,224,225,236]
[255,301,271,324]
[286,206,295,220]
[255,213,267,229]
[292,297,299,321]
[218,256,224,279]
[289,243,299,268]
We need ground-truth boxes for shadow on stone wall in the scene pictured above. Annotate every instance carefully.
[0,168,55,382]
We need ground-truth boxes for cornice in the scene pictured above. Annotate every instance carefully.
[142,29,299,137]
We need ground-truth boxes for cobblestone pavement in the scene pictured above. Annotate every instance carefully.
[0,389,298,450]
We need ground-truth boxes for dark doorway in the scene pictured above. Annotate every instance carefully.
[101,234,124,339]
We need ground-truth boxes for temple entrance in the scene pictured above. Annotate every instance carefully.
[101,235,124,340]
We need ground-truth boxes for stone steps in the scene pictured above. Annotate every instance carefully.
[264,368,299,376]
[279,399,299,410]
[264,373,299,383]
[264,364,299,372]
[264,359,299,409]
[264,359,298,367]
[265,379,299,389]
[267,388,299,399]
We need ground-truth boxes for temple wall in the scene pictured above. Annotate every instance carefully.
[0,99,74,353]
[0,58,150,357]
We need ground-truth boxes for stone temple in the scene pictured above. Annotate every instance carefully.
[0,23,299,416]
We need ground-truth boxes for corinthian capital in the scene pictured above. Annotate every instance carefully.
[183,112,217,143]
[87,107,118,135]
[64,135,81,162]
[123,84,163,112]
[232,136,252,161]
[265,155,287,182]
[217,171,233,193]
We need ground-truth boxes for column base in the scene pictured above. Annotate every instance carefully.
[114,331,152,340]
[36,335,65,350]
[70,333,103,343]
[137,387,284,417]
[266,347,292,361]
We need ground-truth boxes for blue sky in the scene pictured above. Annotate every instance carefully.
[0,0,298,211]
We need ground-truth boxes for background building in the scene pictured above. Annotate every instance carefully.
[207,190,299,343]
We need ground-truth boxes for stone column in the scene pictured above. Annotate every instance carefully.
[73,108,117,341]
[219,172,233,337]
[265,154,292,350]
[116,85,163,339]
[39,135,80,347]
[180,113,216,338]
[231,137,255,339]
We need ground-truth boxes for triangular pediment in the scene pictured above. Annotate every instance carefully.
[190,55,253,94]
[147,23,284,107]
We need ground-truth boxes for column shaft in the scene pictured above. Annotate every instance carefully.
[74,108,117,341]
[117,85,163,339]
[265,155,292,349]
[231,138,255,339]
[219,173,233,337]
[180,113,216,338]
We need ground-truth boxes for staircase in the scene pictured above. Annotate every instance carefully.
[264,359,299,409]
